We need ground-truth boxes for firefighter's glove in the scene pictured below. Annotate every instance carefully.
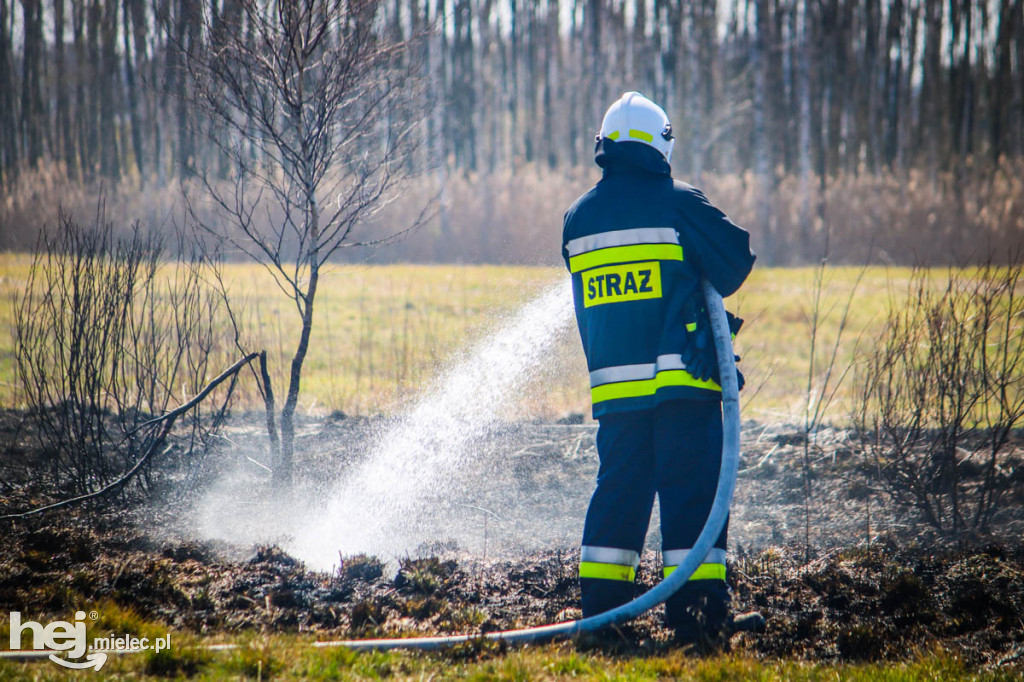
[696,352,745,391]
[683,326,718,382]
[726,311,744,337]
[681,303,746,389]
[680,301,717,383]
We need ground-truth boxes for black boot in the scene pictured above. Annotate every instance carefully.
[727,611,766,634]
[668,585,730,654]
[574,623,640,653]
[672,611,728,653]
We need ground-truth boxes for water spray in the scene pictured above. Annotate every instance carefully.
[311,278,741,650]
[290,282,576,565]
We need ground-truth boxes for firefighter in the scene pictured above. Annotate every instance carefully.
[562,92,762,647]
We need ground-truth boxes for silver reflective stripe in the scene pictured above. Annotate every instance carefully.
[655,354,686,372]
[565,227,678,257]
[589,354,689,388]
[581,545,640,567]
[589,363,655,387]
[662,548,727,567]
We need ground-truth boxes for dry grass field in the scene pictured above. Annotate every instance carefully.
[0,255,914,424]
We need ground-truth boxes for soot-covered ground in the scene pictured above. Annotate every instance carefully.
[1,411,1023,670]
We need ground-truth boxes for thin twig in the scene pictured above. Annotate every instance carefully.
[128,353,261,433]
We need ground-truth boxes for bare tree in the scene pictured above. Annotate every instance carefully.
[181,0,426,487]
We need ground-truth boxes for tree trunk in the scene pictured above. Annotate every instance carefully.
[753,0,774,264]
[797,0,813,262]
[899,0,920,172]
[99,0,121,180]
[83,0,101,179]
[54,0,71,173]
[543,0,558,169]
[860,0,881,173]
[883,0,904,169]
[991,0,1013,161]
[122,0,145,181]
[700,0,717,175]
[175,0,194,176]
[19,0,46,167]
[957,1,974,162]
[921,0,943,176]
[687,1,703,182]
[276,191,320,489]
[1015,0,1024,158]
[0,0,19,183]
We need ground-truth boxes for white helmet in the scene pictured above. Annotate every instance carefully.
[598,92,675,162]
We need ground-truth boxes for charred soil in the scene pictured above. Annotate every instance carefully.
[1,410,1023,670]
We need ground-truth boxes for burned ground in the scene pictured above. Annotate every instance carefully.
[1,410,1023,671]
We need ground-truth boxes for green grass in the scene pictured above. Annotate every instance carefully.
[0,255,935,422]
[0,634,1015,680]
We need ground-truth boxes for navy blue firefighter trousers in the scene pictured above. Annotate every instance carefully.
[579,399,729,628]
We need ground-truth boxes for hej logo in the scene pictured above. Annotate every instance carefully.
[8,610,104,670]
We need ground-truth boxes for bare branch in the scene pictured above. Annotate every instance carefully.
[1,353,261,521]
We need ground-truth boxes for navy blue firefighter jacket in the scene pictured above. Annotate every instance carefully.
[562,139,756,418]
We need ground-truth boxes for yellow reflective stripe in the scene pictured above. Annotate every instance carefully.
[607,131,620,140]
[663,563,726,581]
[591,369,721,403]
[569,243,683,273]
[629,128,654,143]
[579,561,636,582]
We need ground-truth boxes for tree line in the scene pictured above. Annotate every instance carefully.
[1,0,1023,262]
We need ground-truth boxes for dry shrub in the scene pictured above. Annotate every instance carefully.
[13,206,239,498]
[856,258,1024,538]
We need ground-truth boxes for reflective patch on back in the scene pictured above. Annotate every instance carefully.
[582,261,661,308]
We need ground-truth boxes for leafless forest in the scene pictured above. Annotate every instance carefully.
[2,0,1023,263]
